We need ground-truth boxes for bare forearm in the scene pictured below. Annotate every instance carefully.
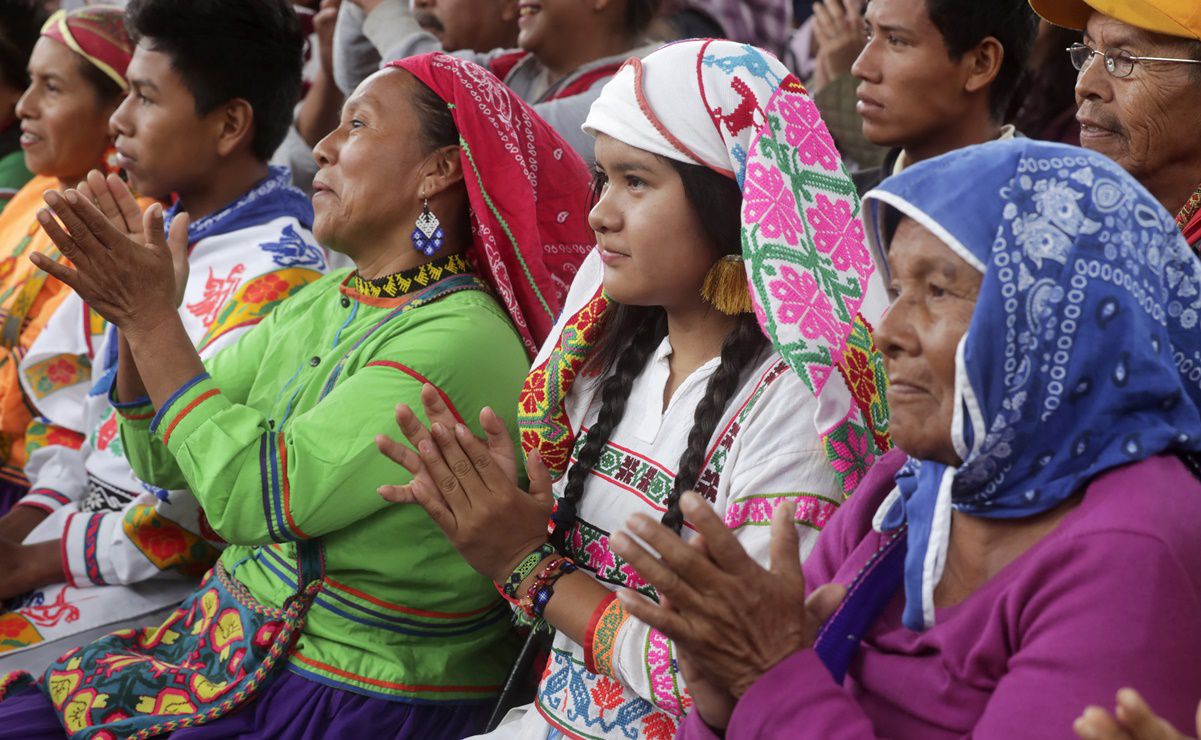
[534,569,615,646]
[0,506,48,542]
[122,316,207,411]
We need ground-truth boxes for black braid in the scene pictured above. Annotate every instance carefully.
[660,314,767,532]
[551,306,667,549]
[554,157,756,543]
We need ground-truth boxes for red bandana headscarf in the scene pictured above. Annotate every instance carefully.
[41,7,134,92]
[387,54,595,355]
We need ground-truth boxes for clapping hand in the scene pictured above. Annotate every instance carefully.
[32,171,190,331]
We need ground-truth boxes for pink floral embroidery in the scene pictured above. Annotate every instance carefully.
[770,266,843,348]
[776,93,840,171]
[618,563,648,591]
[807,195,872,277]
[585,537,616,574]
[744,163,805,246]
[646,630,686,717]
[827,423,873,494]
[724,495,840,529]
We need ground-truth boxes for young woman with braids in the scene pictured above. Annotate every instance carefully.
[377,40,891,740]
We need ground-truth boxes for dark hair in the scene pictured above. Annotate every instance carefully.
[924,0,1040,120]
[626,0,662,35]
[76,56,126,105]
[410,75,458,152]
[125,0,304,161]
[551,160,767,544]
[0,0,47,92]
[1007,25,1078,137]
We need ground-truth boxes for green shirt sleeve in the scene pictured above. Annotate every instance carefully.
[122,296,528,547]
[115,310,277,491]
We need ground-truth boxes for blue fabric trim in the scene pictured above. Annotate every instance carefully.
[282,663,495,705]
[258,434,281,543]
[166,165,314,243]
[88,326,122,398]
[258,548,508,631]
[149,372,212,433]
[266,431,294,541]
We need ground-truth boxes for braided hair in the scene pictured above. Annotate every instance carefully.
[551,159,767,547]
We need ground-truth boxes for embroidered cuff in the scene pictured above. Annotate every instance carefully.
[62,510,120,587]
[150,374,230,454]
[107,383,155,423]
[18,488,73,515]
[584,591,629,677]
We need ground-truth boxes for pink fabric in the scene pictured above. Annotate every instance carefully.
[680,451,1201,739]
[388,54,595,355]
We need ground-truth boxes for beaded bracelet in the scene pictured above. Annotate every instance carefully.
[501,543,556,599]
[518,556,578,622]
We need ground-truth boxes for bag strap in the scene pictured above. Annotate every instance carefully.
[812,526,906,684]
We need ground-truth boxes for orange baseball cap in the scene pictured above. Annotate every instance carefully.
[1029,0,1201,40]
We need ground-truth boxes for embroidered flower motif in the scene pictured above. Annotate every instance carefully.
[842,349,877,405]
[776,93,840,171]
[770,266,842,347]
[807,195,871,277]
[743,163,805,246]
[641,711,680,740]
[590,675,625,717]
[135,520,189,563]
[827,424,872,494]
[46,358,79,386]
[242,273,291,304]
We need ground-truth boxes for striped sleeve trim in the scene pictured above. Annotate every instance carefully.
[151,375,230,453]
[150,372,212,432]
[259,431,310,542]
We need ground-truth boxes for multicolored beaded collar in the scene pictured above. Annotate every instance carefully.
[347,252,472,299]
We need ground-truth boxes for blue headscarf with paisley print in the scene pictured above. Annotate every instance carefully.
[863,139,1201,631]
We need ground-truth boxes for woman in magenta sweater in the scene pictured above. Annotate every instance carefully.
[610,139,1201,739]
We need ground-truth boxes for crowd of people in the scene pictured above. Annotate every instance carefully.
[0,0,1196,737]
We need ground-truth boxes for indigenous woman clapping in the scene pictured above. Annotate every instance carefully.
[0,7,132,515]
[0,54,592,738]
[376,39,890,740]
[612,140,1201,739]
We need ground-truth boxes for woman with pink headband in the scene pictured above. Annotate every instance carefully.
[0,6,132,518]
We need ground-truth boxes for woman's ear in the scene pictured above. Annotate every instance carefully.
[963,37,1005,96]
[213,98,256,158]
[420,145,465,199]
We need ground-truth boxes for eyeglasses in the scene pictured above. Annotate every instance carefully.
[1067,42,1201,79]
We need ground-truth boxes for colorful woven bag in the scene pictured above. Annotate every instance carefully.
[4,541,323,738]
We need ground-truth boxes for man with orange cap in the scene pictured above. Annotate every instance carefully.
[1029,0,1201,249]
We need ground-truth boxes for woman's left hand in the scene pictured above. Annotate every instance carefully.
[1075,690,1198,740]
[609,492,846,698]
[375,386,554,583]
[31,176,189,334]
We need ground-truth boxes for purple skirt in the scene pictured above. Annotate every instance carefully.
[0,668,492,739]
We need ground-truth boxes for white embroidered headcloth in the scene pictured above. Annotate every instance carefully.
[576,39,893,496]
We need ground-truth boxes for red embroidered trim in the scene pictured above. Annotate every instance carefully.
[162,389,220,446]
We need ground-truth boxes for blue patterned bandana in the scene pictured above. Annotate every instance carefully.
[863,139,1201,630]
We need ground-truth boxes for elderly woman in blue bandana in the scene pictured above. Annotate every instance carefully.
[610,138,1201,739]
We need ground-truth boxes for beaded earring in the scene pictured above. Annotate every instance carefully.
[411,198,444,256]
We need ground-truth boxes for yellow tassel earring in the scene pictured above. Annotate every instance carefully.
[701,255,754,315]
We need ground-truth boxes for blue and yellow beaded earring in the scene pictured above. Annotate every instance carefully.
[411,197,444,256]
